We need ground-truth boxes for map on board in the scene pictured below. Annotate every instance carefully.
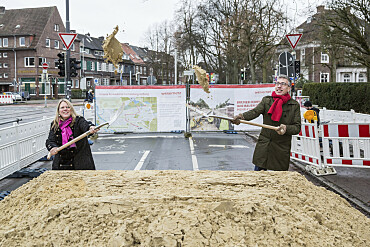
[97,97,157,132]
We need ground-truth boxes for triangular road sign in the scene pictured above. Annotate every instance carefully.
[58,33,77,50]
[286,34,303,49]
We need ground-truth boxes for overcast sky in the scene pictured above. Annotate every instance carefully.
[3,0,324,47]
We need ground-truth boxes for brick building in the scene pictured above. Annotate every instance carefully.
[0,6,82,98]
[277,5,367,83]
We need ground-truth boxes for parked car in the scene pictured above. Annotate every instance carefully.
[4,92,22,101]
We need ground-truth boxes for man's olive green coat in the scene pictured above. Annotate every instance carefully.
[242,96,301,171]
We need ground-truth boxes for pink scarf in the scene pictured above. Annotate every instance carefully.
[59,117,76,148]
[267,92,291,122]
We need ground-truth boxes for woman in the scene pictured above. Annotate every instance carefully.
[46,99,98,170]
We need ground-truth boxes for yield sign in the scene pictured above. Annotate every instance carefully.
[58,33,77,50]
[286,34,302,49]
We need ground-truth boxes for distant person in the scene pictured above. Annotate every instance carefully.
[46,99,99,170]
[303,101,320,125]
[232,74,301,171]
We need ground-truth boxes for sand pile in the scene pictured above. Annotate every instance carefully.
[0,170,369,247]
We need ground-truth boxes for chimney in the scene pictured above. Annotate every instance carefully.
[98,36,104,41]
[316,5,325,13]
[0,6,5,14]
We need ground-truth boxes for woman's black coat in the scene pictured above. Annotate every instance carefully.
[46,116,96,170]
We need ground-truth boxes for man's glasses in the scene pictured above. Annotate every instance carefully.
[275,81,290,87]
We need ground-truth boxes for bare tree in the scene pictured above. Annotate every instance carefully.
[325,0,370,77]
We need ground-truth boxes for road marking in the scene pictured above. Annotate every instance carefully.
[189,137,199,171]
[209,145,249,148]
[134,150,150,170]
[92,151,126,155]
[99,135,182,140]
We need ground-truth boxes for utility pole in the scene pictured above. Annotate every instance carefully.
[65,0,71,102]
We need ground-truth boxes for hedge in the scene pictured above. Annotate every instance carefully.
[302,83,370,114]
[71,89,86,99]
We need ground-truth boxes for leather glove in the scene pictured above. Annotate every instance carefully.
[231,114,244,125]
[276,124,287,135]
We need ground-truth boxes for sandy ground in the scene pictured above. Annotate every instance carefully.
[0,170,369,247]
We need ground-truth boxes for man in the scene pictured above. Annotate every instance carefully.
[303,100,320,125]
[232,75,301,171]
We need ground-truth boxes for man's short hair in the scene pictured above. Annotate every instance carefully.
[277,74,291,84]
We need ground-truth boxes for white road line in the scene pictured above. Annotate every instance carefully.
[189,137,199,171]
[208,145,249,148]
[99,135,182,140]
[134,150,150,170]
[92,151,126,155]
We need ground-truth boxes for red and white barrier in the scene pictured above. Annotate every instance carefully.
[322,123,370,168]
[0,95,13,104]
[291,123,322,167]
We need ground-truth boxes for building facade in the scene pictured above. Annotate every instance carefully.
[277,5,367,83]
[0,6,82,98]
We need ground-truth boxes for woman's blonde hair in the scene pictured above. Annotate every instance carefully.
[51,99,78,131]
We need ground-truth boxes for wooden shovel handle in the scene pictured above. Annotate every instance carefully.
[239,119,279,131]
[46,122,108,160]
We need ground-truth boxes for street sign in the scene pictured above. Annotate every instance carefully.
[279,52,295,78]
[94,78,99,85]
[42,62,48,70]
[58,33,77,50]
[286,34,302,49]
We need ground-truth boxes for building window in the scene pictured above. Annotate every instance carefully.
[97,62,101,71]
[321,52,329,63]
[54,24,59,32]
[343,73,351,82]
[71,43,75,51]
[358,73,365,82]
[301,48,305,66]
[0,38,2,47]
[54,59,58,68]
[54,40,59,49]
[91,62,95,71]
[0,53,2,58]
[3,52,7,58]
[85,48,90,54]
[19,37,26,46]
[62,43,66,50]
[4,73,8,78]
[3,38,8,47]
[75,79,79,88]
[46,39,50,47]
[3,63,8,68]
[25,57,35,67]
[320,73,329,82]
[83,60,87,70]
[102,63,107,71]
[0,63,2,68]
[39,57,46,66]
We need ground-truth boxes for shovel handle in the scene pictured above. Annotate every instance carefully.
[239,119,279,131]
[46,122,109,160]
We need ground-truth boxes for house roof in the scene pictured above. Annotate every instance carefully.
[77,33,104,51]
[0,6,59,48]
[121,43,145,65]
[130,45,151,63]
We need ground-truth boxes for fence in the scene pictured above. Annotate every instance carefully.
[0,116,51,180]
[320,108,370,123]
[0,95,13,104]
[291,121,370,175]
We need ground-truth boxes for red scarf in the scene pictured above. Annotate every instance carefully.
[267,92,291,122]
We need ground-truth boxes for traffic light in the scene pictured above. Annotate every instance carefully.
[69,58,81,77]
[294,60,300,78]
[56,53,65,77]
[291,81,295,92]
[241,72,244,80]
